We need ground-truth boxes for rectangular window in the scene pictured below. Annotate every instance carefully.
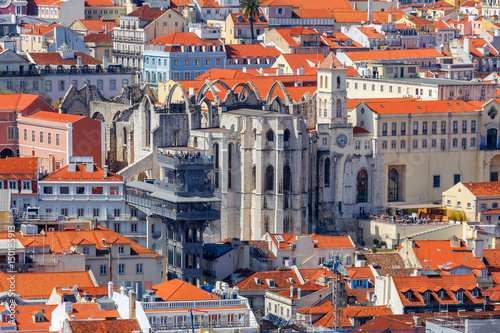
[24,129,27,141]
[82,247,89,255]
[91,187,103,194]
[31,130,35,142]
[422,139,427,148]
[400,140,406,149]
[58,80,65,91]
[56,134,60,146]
[45,80,52,91]
[431,121,437,135]
[382,123,387,136]
[433,175,441,188]
[462,120,467,133]
[110,186,119,195]
[452,138,458,147]
[471,137,476,147]
[93,208,99,217]
[382,140,387,149]
[48,132,51,145]
[462,138,467,149]
[76,187,85,194]
[119,263,125,275]
[100,264,107,275]
[110,80,116,90]
[136,263,143,274]
[431,139,437,148]
[453,121,458,134]
[114,209,120,217]
[471,120,476,133]
[391,140,396,149]
[59,186,69,194]
[412,139,418,148]
[8,181,17,190]
[400,122,406,136]
[118,245,124,254]
[39,131,43,144]
[131,223,137,232]
[43,186,53,194]
[413,121,418,135]
[61,208,68,216]
[454,174,461,185]
[22,181,31,190]
[422,121,428,135]
[441,121,446,134]
[184,58,189,66]
[77,208,84,217]
[391,122,397,136]
[441,139,446,149]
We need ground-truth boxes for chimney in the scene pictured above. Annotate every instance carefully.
[85,162,94,173]
[103,56,108,69]
[464,37,470,55]
[129,290,136,319]
[297,287,301,299]
[108,281,114,298]
[242,67,247,73]
[289,285,293,298]
[472,238,484,259]
[103,165,108,178]
[105,24,108,34]
[367,0,373,21]
[413,316,422,327]
[77,56,82,68]
[120,286,127,295]
[63,302,73,314]
[388,14,395,23]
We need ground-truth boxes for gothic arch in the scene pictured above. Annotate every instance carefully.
[164,82,191,111]
[212,79,231,92]
[270,95,285,113]
[230,82,261,104]
[246,81,263,102]
[91,111,105,122]
[196,81,222,105]
[199,96,216,128]
[265,81,293,105]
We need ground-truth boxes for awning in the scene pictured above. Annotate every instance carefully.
[387,203,443,209]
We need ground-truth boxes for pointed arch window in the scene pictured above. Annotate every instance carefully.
[324,158,331,187]
[265,165,274,191]
[356,169,368,202]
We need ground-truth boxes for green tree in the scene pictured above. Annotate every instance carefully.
[239,0,263,41]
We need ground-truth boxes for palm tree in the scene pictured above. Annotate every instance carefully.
[239,0,263,42]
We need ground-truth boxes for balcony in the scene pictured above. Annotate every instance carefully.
[142,298,248,311]
[112,49,142,56]
[302,41,321,47]
[480,144,500,150]
[113,36,143,43]
[157,154,215,167]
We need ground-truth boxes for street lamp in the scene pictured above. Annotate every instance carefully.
[102,238,112,283]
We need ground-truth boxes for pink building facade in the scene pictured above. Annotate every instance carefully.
[17,112,104,173]
[0,94,55,158]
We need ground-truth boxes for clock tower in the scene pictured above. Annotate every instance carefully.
[316,52,348,125]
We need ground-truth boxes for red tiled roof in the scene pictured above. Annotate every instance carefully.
[67,319,141,333]
[0,157,38,178]
[291,8,335,19]
[355,315,416,331]
[71,303,120,319]
[0,93,44,111]
[28,110,85,123]
[22,22,61,36]
[27,52,102,66]
[331,10,404,23]
[84,0,114,6]
[462,182,500,197]
[433,21,451,29]
[353,126,369,134]
[363,100,478,115]
[230,13,268,25]
[225,44,280,59]
[413,240,486,271]
[357,27,384,38]
[280,53,325,71]
[127,5,165,20]
[77,19,118,32]
[263,0,352,10]
[347,267,374,280]
[41,163,122,181]
[197,0,221,7]
[153,279,220,301]
[13,304,57,331]
[344,48,443,61]
[0,271,96,299]
[170,0,192,8]
[392,274,482,307]
[318,52,344,69]
[483,249,500,269]
[84,33,113,43]
[148,32,222,47]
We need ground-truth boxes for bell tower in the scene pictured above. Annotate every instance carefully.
[316,52,348,125]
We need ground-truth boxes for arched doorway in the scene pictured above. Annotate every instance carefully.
[388,168,399,202]
[0,148,15,158]
[356,169,368,202]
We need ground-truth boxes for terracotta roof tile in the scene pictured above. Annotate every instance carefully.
[0,271,96,299]
[269,233,354,249]
[0,93,46,111]
[13,304,57,331]
[345,48,443,61]
[318,52,344,69]
[28,52,102,66]
[153,279,220,301]
[28,110,85,123]
[41,163,122,181]
[357,27,385,38]
[331,10,404,23]
[127,5,165,20]
[363,99,478,115]
[462,182,500,197]
[148,32,222,48]
[0,157,38,178]
[262,0,352,10]
[84,0,114,6]
[77,19,118,32]
[280,53,325,71]
[67,319,141,333]
[225,44,281,59]
[71,303,120,319]
[413,240,486,271]
[84,33,113,43]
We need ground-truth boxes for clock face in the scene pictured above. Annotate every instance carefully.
[0,0,11,8]
[336,134,348,148]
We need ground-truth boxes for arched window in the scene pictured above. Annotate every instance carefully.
[193,137,198,147]
[324,158,330,187]
[388,168,399,202]
[252,165,256,190]
[318,98,322,110]
[320,75,323,89]
[265,165,274,191]
[266,129,275,142]
[284,129,290,142]
[283,165,291,192]
[325,75,328,89]
[356,169,368,202]
[336,99,342,118]
[337,76,341,89]
[123,127,127,145]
